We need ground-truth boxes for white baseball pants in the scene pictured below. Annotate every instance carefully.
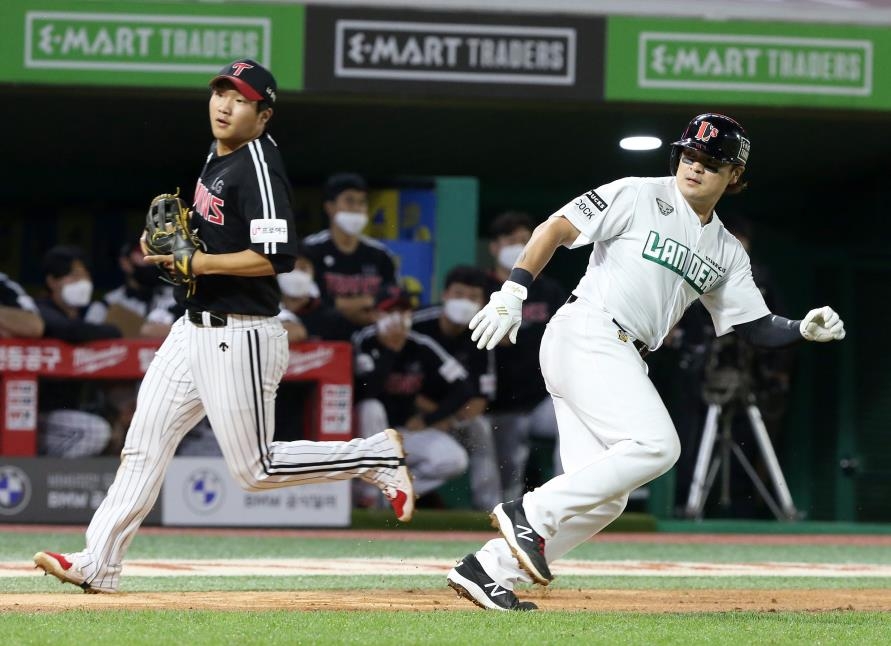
[476,299,681,588]
[73,315,400,592]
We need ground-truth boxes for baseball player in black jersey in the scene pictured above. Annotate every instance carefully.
[485,213,566,500]
[411,266,500,511]
[34,59,414,594]
[303,173,399,338]
[353,294,471,503]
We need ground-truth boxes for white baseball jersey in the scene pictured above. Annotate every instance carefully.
[556,176,769,350]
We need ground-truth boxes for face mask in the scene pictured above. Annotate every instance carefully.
[443,298,480,326]
[61,279,93,308]
[277,269,320,299]
[376,311,412,334]
[131,264,161,290]
[333,211,369,236]
[497,243,525,270]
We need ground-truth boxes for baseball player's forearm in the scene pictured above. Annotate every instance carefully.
[734,314,802,347]
[192,249,275,277]
[513,216,581,279]
[0,306,45,338]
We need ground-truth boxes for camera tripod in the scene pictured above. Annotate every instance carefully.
[683,346,800,521]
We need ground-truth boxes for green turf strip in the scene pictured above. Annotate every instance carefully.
[0,610,888,645]
[7,532,891,564]
[7,575,891,594]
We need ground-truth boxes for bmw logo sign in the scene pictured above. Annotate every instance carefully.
[0,465,31,516]
[184,469,225,514]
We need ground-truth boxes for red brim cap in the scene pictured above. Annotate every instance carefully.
[210,74,263,101]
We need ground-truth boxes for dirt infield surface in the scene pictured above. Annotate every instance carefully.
[2,589,889,613]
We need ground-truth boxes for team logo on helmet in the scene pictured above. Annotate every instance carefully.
[0,465,32,516]
[694,121,720,143]
[737,137,751,164]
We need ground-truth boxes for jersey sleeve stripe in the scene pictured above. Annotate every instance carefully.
[247,140,274,254]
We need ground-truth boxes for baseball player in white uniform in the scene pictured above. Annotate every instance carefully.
[33,59,414,594]
[447,113,846,611]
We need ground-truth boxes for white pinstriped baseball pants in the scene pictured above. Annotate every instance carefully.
[476,299,681,588]
[73,315,399,592]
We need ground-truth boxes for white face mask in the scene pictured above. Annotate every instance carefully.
[277,269,320,299]
[443,298,480,326]
[376,311,412,334]
[333,211,369,236]
[61,279,93,308]
[497,243,525,270]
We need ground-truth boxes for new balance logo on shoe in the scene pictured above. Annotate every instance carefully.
[516,524,535,542]
[484,582,507,598]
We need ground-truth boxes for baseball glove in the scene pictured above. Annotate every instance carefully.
[144,190,205,296]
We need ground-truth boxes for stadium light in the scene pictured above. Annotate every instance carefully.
[619,136,662,151]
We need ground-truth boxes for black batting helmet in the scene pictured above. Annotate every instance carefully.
[669,113,751,175]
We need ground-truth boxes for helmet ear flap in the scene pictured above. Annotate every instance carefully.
[669,146,681,176]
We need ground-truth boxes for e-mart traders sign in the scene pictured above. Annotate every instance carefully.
[0,0,304,90]
[334,20,575,85]
[606,16,889,109]
[305,6,605,99]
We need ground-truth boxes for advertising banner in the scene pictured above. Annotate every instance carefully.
[305,6,604,99]
[0,458,162,524]
[606,16,891,109]
[0,0,304,90]
[162,457,350,527]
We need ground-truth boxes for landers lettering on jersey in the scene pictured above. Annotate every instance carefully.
[193,181,225,225]
[641,230,722,294]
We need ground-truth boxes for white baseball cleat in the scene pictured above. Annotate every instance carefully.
[33,551,109,594]
[363,428,415,522]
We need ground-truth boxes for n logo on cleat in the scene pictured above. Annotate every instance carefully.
[516,524,535,542]
[484,582,507,597]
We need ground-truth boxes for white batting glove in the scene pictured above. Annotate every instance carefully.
[800,306,846,342]
[469,281,527,350]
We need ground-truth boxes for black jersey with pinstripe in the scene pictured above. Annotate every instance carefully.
[178,133,299,316]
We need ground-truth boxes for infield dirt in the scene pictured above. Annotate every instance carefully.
[2,589,889,613]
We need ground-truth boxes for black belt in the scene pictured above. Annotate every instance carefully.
[565,294,649,358]
[187,310,228,328]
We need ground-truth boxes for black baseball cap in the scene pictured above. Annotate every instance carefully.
[210,59,277,106]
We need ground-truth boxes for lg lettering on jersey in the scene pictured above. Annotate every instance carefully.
[193,180,225,225]
[694,121,719,143]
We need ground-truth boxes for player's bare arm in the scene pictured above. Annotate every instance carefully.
[469,215,579,350]
[513,215,581,279]
[145,248,275,278]
[0,305,45,338]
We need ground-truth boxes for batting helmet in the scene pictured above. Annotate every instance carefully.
[669,113,751,175]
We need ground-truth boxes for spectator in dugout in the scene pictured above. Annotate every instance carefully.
[84,241,176,338]
[485,211,567,500]
[352,288,470,509]
[302,173,399,339]
[37,245,122,343]
[276,242,356,343]
[410,265,501,511]
[36,245,123,458]
[0,272,44,338]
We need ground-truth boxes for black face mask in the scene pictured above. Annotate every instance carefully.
[131,264,161,289]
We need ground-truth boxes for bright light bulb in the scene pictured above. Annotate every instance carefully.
[619,136,662,151]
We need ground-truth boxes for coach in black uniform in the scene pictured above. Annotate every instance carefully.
[303,173,399,338]
[412,266,500,510]
[34,59,414,594]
